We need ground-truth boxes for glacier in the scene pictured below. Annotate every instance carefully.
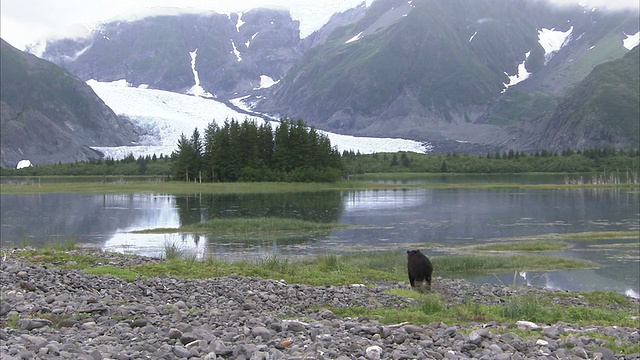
[88,80,431,160]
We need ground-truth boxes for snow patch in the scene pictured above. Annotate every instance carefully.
[538,26,573,64]
[236,12,244,32]
[253,75,279,90]
[623,31,640,50]
[469,30,478,43]
[502,52,531,92]
[16,160,32,169]
[230,95,254,112]
[246,32,259,48]
[345,31,363,44]
[231,40,242,62]
[186,49,214,98]
[59,44,92,62]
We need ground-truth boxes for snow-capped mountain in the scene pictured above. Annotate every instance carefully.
[9,0,640,165]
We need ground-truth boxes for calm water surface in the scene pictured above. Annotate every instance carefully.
[1,182,638,297]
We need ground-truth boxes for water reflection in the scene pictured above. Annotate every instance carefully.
[1,187,638,296]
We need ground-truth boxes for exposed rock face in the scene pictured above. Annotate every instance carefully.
[34,8,304,98]
[0,39,138,168]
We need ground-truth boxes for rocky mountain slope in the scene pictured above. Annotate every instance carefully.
[33,8,303,98]
[255,0,638,151]
[23,0,640,153]
[0,39,138,168]
[514,46,640,152]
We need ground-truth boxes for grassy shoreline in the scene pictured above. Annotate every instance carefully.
[1,178,637,194]
[4,247,637,333]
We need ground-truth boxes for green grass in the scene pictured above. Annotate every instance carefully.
[11,249,594,287]
[497,231,639,241]
[469,240,571,252]
[559,231,639,241]
[163,241,186,260]
[42,238,78,252]
[552,290,635,308]
[329,292,638,328]
[133,217,348,243]
[184,217,345,234]
[1,179,636,195]
[84,265,139,282]
[431,255,594,276]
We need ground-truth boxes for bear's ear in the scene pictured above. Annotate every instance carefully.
[406,250,412,254]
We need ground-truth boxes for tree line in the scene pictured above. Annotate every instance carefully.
[171,118,343,182]
[1,129,637,180]
[342,147,639,175]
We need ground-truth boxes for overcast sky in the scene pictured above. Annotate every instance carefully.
[1,0,637,51]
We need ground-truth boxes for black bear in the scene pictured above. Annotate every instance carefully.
[407,249,433,292]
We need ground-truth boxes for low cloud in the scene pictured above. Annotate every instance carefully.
[543,0,639,11]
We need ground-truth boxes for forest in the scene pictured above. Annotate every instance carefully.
[1,118,638,182]
[171,119,343,182]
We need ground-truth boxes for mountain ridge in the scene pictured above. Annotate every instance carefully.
[0,39,138,168]
[15,0,640,156]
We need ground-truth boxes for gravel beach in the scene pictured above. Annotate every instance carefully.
[1,250,638,360]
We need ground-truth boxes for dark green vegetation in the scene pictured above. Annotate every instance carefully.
[2,146,638,181]
[172,119,343,183]
[533,46,640,151]
[0,39,137,168]
[342,147,639,176]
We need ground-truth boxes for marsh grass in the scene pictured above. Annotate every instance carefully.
[498,231,639,242]
[470,240,570,252]
[339,251,407,274]
[42,238,78,252]
[185,217,343,233]
[552,290,635,308]
[1,179,635,195]
[133,217,347,243]
[431,255,594,276]
[163,241,185,261]
[330,292,637,329]
[502,296,545,322]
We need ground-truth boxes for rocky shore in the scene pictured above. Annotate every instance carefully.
[1,250,638,360]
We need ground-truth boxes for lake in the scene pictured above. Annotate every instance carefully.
[1,177,638,298]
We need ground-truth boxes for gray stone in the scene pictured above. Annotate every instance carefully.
[403,325,422,334]
[172,345,192,358]
[251,326,272,340]
[543,326,560,339]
